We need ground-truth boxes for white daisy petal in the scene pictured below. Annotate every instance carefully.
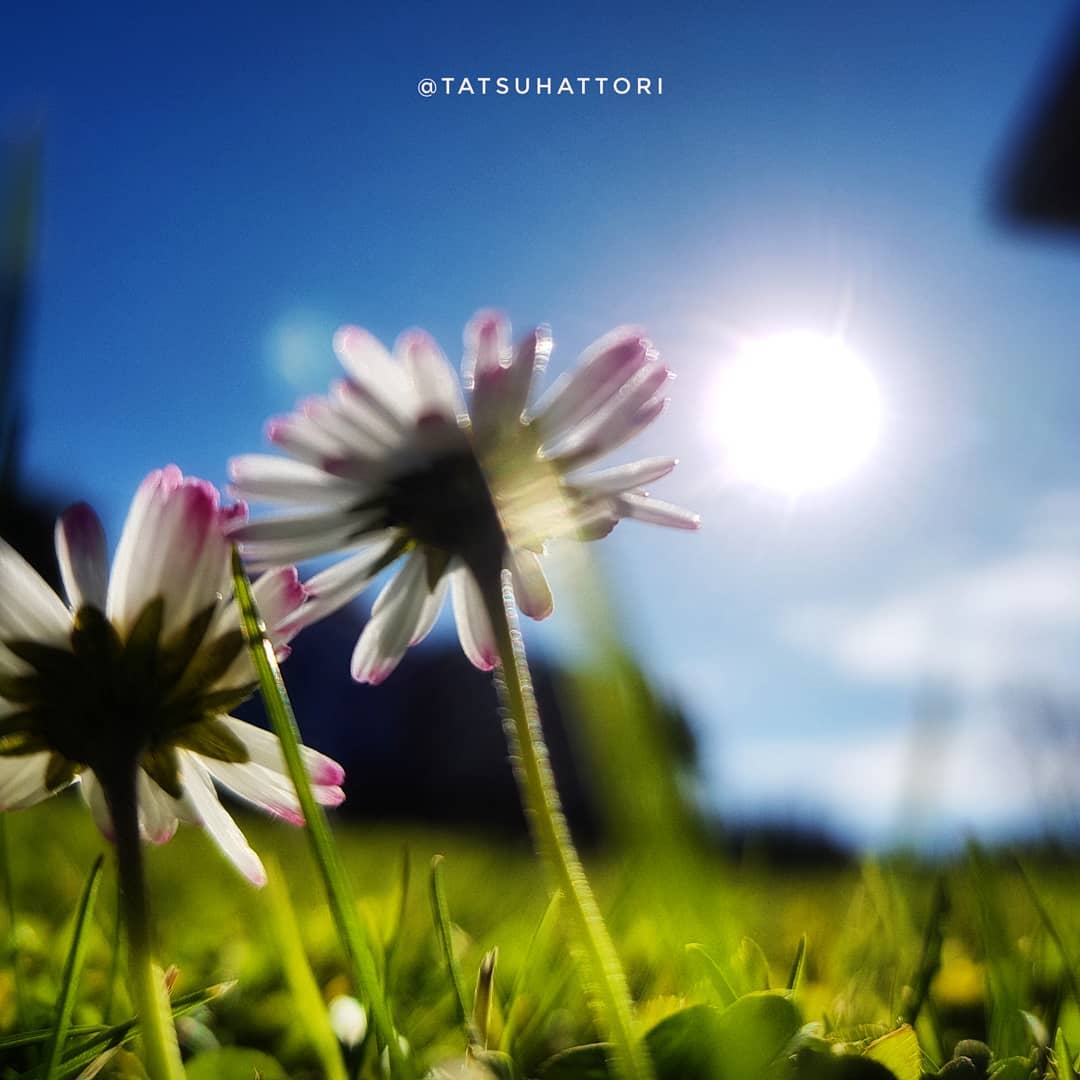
[107,466,182,632]
[450,561,497,671]
[229,454,363,505]
[200,758,344,825]
[550,386,669,468]
[530,327,651,440]
[301,396,395,458]
[0,754,52,811]
[333,325,417,418]
[0,538,72,645]
[79,772,115,839]
[265,414,357,468]
[509,549,553,621]
[229,507,369,544]
[137,770,180,844]
[180,753,267,887]
[505,325,552,418]
[250,566,307,636]
[106,469,233,638]
[220,718,345,787]
[351,551,432,683]
[470,321,554,439]
[55,503,109,613]
[615,493,701,530]
[332,379,408,444]
[237,530,376,572]
[398,329,466,420]
[409,567,450,646]
[569,456,677,497]
[275,535,404,636]
[463,309,510,387]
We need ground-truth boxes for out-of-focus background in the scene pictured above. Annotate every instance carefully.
[4,2,1080,855]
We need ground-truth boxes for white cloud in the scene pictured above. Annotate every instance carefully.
[718,713,1079,849]
[782,489,1080,695]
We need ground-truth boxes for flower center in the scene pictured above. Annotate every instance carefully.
[0,601,253,797]
[384,423,507,569]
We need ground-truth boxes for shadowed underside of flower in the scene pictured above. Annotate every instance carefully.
[229,311,700,684]
[0,467,345,885]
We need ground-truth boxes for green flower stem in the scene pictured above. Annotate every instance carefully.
[231,552,414,1080]
[478,569,654,1080]
[101,761,185,1080]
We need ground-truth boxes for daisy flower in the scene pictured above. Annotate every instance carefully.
[229,311,699,684]
[0,466,344,886]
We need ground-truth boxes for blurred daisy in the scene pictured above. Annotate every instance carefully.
[230,311,699,683]
[0,466,344,885]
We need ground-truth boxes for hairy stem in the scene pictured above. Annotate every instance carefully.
[101,762,185,1080]
[478,568,653,1080]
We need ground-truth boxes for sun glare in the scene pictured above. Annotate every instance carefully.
[710,331,882,494]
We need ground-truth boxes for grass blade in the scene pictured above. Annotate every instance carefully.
[1057,1029,1077,1080]
[383,846,411,990]
[264,856,348,1080]
[685,943,737,1007]
[472,947,498,1050]
[0,814,27,1028]
[786,934,807,992]
[23,983,234,1080]
[231,551,413,1080]
[900,876,948,1027]
[1015,859,1080,1010]
[429,854,469,1031]
[43,855,105,1080]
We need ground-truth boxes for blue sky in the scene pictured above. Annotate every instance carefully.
[4,2,1080,847]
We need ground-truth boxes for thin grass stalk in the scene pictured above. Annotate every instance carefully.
[231,551,413,1080]
[43,855,105,1080]
[0,815,27,1027]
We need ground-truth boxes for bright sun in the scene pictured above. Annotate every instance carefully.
[710,331,882,494]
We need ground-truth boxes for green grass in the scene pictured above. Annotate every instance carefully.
[2,793,1080,1078]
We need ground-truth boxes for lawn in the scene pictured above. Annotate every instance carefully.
[2,792,1078,1079]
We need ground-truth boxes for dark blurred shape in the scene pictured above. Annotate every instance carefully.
[0,136,38,487]
[0,133,67,586]
[236,608,703,847]
[998,12,1080,231]
[719,819,853,868]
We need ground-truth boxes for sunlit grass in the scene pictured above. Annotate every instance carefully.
[3,793,1080,1077]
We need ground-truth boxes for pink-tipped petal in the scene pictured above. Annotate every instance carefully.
[274,536,403,637]
[220,718,344,787]
[137,770,180,844]
[397,329,466,421]
[616,493,702,530]
[530,327,651,439]
[463,309,511,386]
[351,552,432,683]
[229,453,364,506]
[509,549,553,621]
[55,503,109,612]
[180,754,267,887]
[569,456,678,497]
[333,325,416,414]
[449,562,497,670]
[80,772,115,840]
